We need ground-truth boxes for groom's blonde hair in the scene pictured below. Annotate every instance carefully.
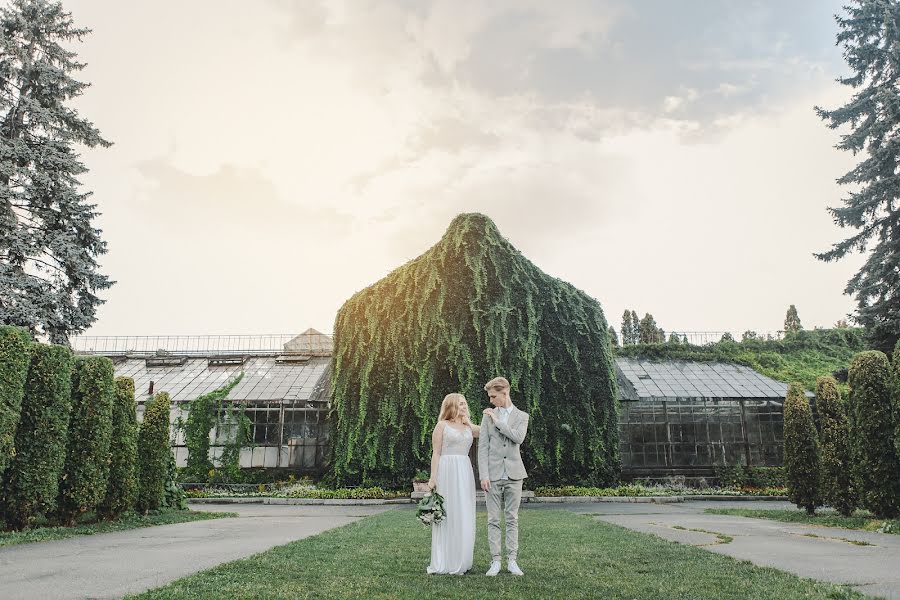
[484,377,510,392]
[439,393,466,421]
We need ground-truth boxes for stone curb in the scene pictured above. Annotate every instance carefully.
[188,495,787,506]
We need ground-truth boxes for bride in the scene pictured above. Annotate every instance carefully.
[426,393,479,575]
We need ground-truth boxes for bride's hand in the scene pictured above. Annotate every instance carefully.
[427,479,436,491]
[482,408,496,422]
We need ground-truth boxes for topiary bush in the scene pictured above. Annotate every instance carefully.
[2,343,74,530]
[328,213,619,487]
[848,351,900,519]
[783,382,821,515]
[99,377,139,519]
[816,376,856,516]
[0,326,31,479]
[56,356,115,525]
[137,392,172,513]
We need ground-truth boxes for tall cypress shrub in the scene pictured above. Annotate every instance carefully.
[891,341,900,459]
[57,356,115,525]
[3,343,73,530]
[329,213,619,487]
[137,392,171,513]
[0,326,31,478]
[784,382,821,515]
[816,376,855,516]
[848,351,900,519]
[99,377,138,519]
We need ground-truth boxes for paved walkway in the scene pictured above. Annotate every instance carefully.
[577,500,900,599]
[0,504,391,600]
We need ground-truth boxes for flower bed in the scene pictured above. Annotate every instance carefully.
[533,484,787,497]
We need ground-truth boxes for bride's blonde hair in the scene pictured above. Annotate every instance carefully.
[439,393,467,422]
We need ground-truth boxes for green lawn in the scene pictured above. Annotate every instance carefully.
[0,509,235,548]
[705,508,900,535]
[128,509,862,600]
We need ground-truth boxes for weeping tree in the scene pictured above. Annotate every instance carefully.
[328,213,619,488]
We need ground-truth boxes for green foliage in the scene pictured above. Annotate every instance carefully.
[784,383,821,515]
[56,356,115,525]
[2,343,73,530]
[212,401,251,483]
[608,326,618,348]
[621,311,634,346]
[848,351,900,519]
[815,2,900,354]
[162,451,187,510]
[784,305,802,332]
[0,0,113,343]
[181,373,244,482]
[714,466,786,489]
[816,376,856,516]
[615,327,868,391]
[0,326,31,477]
[137,392,172,514]
[328,213,619,487]
[892,341,900,460]
[99,377,139,519]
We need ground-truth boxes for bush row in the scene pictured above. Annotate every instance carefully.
[784,344,900,519]
[0,327,175,530]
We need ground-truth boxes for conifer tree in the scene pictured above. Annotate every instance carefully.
[848,351,900,518]
[630,310,640,345]
[784,305,803,332]
[817,376,856,516]
[0,0,112,344]
[784,382,821,515]
[621,311,633,346]
[608,325,619,348]
[815,1,900,353]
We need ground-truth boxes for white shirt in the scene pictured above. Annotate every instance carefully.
[497,405,512,480]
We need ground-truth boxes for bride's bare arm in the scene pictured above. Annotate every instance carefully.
[428,421,444,490]
[461,408,480,438]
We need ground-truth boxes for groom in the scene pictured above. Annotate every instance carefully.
[478,377,529,577]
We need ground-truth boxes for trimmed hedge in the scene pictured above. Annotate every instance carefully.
[783,382,820,515]
[99,377,139,519]
[137,392,172,513]
[816,376,856,516]
[2,344,74,530]
[848,351,900,519]
[57,356,115,525]
[892,341,900,459]
[714,466,786,489]
[0,326,31,478]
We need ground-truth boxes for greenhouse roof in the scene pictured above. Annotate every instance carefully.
[112,355,331,404]
[615,358,812,401]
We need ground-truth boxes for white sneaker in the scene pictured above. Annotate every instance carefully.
[507,560,524,576]
[485,561,501,576]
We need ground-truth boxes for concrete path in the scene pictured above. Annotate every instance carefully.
[0,504,393,600]
[579,500,900,599]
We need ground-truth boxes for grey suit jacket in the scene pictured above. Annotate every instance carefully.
[478,405,529,481]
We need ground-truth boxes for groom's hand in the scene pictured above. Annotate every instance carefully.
[481,479,491,492]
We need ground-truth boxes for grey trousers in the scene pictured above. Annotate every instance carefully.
[486,478,523,562]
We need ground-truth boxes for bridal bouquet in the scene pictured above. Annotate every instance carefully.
[416,490,446,527]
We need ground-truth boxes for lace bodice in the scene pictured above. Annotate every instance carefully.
[441,423,473,456]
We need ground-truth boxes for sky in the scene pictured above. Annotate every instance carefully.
[62,0,864,339]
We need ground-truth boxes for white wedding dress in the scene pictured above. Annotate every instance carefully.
[426,424,476,575]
